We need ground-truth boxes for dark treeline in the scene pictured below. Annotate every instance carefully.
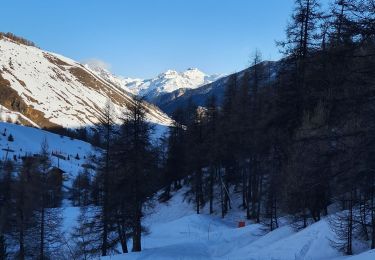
[41,125,99,147]
[70,98,162,258]
[0,140,64,259]
[0,98,162,259]
[161,0,375,255]
[0,32,37,47]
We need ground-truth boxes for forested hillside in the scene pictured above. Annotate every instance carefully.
[161,0,375,256]
[154,61,278,115]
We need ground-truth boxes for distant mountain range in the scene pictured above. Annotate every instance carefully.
[87,61,280,116]
[86,64,224,109]
[154,61,280,114]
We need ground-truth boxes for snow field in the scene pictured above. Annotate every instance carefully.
[101,187,375,260]
[0,122,97,182]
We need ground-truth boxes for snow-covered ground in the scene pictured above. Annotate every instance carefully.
[0,122,97,183]
[98,187,375,260]
[3,122,374,260]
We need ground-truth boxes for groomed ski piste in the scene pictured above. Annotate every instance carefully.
[97,187,375,260]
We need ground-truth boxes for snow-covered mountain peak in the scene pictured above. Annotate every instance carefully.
[181,68,206,80]
[137,68,223,99]
[85,65,224,101]
[184,67,202,74]
[159,69,179,78]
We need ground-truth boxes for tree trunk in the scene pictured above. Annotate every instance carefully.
[101,195,108,256]
[246,163,252,220]
[0,234,6,260]
[251,159,258,219]
[371,182,375,249]
[223,168,228,215]
[371,203,375,249]
[347,191,354,255]
[209,167,214,214]
[256,173,263,223]
[40,206,45,260]
[195,168,200,214]
[242,166,247,210]
[102,147,110,256]
[117,222,128,253]
[273,197,279,230]
[220,168,225,218]
[302,0,310,59]
[19,210,25,260]
[132,204,142,252]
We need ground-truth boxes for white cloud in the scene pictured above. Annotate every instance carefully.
[82,58,111,71]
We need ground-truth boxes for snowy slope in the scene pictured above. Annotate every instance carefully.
[83,63,143,95]
[0,104,39,127]
[0,122,96,182]
[100,187,374,260]
[86,64,223,101]
[0,36,172,129]
[340,249,375,260]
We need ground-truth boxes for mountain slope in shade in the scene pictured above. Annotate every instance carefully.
[86,64,223,101]
[156,61,280,115]
[0,35,172,129]
[86,60,280,117]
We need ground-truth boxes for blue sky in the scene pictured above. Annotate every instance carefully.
[2,0,297,78]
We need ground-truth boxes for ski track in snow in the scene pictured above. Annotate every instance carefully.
[98,187,375,260]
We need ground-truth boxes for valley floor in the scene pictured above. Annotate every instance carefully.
[97,188,375,260]
[3,122,375,260]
